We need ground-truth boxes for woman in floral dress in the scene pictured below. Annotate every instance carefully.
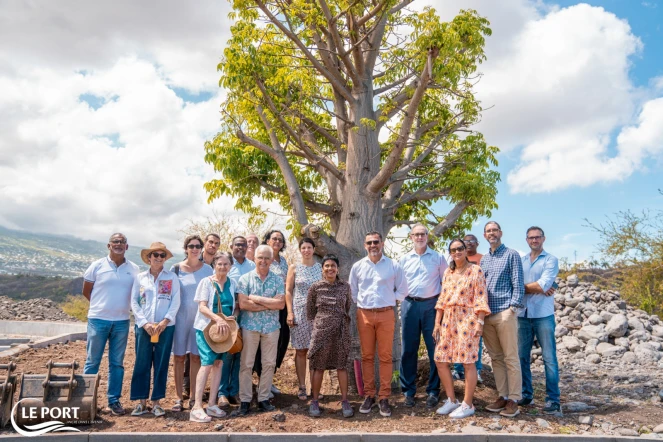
[285,238,322,400]
[433,238,490,419]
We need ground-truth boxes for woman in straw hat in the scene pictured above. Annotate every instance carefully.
[190,251,239,423]
[129,242,180,417]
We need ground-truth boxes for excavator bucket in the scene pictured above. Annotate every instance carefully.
[0,362,17,428]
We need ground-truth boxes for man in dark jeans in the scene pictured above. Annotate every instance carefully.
[517,226,561,414]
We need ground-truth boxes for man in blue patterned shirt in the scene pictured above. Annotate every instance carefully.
[480,221,525,418]
[237,244,285,415]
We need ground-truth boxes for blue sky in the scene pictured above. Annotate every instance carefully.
[0,0,661,261]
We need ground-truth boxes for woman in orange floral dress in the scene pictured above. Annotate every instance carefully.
[433,238,490,419]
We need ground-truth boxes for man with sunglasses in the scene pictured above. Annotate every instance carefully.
[517,226,561,415]
[480,221,525,418]
[349,231,408,417]
[82,233,139,416]
[398,223,446,408]
[218,236,256,407]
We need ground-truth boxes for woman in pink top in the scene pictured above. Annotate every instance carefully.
[433,238,490,419]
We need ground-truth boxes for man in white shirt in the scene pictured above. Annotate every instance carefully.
[399,223,447,408]
[82,233,139,416]
[349,231,407,418]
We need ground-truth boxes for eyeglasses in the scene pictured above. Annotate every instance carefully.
[186,244,203,249]
[233,243,248,248]
[110,239,127,245]
[151,252,167,259]
[270,237,284,243]
[449,246,466,254]
[485,228,500,234]
[527,235,543,241]
[365,240,380,246]
[465,240,478,244]
[411,233,427,237]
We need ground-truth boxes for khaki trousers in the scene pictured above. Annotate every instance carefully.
[356,308,395,399]
[239,329,280,403]
[482,308,522,401]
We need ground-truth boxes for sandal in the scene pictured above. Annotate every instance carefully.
[190,407,211,423]
[171,400,184,412]
[298,386,308,401]
[152,404,166,417]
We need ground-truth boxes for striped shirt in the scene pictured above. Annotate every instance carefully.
[480,244,525,314]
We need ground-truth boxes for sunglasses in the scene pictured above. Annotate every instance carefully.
[449,246,466,254]
[151,252,167,259]
[365,240,380,246]
[186,244,203,249]
[110,239,126,245]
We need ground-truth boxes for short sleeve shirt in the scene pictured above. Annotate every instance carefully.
[84,256,139,321]
[237,270,283,334]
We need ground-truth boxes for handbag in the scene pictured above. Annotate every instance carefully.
[213,279,243,354]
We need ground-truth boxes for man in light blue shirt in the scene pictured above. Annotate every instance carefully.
[219,235,257,407]
[349,231,407,418]
[517,226,561,415]
[398,223,446,408]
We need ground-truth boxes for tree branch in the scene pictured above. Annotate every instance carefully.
[257,179,335,215]
[431,200,472,237]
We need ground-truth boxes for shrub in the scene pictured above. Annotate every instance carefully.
[61,295,89,321]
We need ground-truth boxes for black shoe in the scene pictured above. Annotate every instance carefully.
[228,395,240,406]
[404,395,415,407]
[359,396,376,414]
[109,402,125,416]
[426,394,439,408]
[543,401,561,415]
[238,402,251,416]
[258,400,276,412]
[379,399,392,417]
[517,397,534,406]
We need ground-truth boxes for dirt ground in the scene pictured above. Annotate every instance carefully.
[2,336,663,435]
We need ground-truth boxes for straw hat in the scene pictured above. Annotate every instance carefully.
[140,242,174,265]
[203,315,239,354]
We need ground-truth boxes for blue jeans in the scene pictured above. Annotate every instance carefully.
[130,325,175,401]
[84,318,130,406]
[218,351,240,397]
[454,337,483,375]
[518,314,560,404]
[400,296,440,397]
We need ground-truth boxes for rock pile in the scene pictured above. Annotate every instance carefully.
[550,275,663,368]
[0,296,80,322]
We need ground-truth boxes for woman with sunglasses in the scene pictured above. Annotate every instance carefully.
[432,238,490,419]
[129,242,181,417]
[170,235,213,412]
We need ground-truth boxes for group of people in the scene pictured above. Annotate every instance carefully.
[81,220,560,422]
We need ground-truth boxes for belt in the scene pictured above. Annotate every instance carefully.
[358,306,394,312]
[406,294,439,302]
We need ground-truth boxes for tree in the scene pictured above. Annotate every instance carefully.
[587,207,663,316]
[204,0,500,390]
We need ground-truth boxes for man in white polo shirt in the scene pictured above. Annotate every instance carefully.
[82,233,139,416]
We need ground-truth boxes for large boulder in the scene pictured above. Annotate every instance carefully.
[577,324,608,343]
[566,274,579,287]
[562,336,583,352]
[634,343,662,364]
[628,317,645,332]
[605,314,629,338]
[588,314,604,325]
[565,297,584,308]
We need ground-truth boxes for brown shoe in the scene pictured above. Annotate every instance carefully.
[485,396,508,413]
[499,399,520,417]
[218,395,230,408]
[227,395,240,406]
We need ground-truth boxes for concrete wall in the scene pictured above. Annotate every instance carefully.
[0,320,87,337]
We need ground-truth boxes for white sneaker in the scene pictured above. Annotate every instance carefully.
[436,398,460,415]
[271,384,281,394]
[450,402,475,419]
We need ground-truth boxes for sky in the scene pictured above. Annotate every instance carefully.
[0,0,661,263]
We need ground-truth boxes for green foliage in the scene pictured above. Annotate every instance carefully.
[61,295,89,322]
[587,206,663,316]
[204,1,499,244]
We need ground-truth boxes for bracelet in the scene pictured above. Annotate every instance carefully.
[477,319,484,325]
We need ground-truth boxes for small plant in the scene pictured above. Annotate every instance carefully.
[61,295,89,321]
[558,426,576,435]
[391,370,400,385]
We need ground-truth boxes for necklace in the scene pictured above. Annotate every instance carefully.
[454,261,471,274]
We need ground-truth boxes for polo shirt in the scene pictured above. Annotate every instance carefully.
[520,250,559,319]
[349,255,408,308]
[83,256,139,321]
[399,247,447,299]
